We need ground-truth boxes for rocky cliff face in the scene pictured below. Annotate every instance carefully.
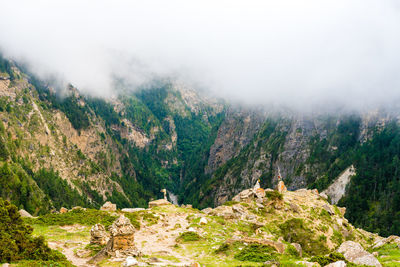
[1,55,400,237]
[201,112,393,207]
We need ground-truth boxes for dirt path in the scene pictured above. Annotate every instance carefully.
[134,212,193,265]
[48,241,95,267]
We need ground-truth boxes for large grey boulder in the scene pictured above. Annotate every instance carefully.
[326,261,346,267]
[18,209,33,218]
[337,241,381,267]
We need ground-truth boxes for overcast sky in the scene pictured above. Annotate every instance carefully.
[1,0,400,112]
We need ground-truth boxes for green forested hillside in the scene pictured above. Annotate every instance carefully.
[1,53,400,237]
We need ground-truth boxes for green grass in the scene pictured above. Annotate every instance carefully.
[30,224,90,242]
[234,244,277,262]
[373,244,400,266]
[12,260,74,267]
[24,209,117,228]
[176,231,201,242]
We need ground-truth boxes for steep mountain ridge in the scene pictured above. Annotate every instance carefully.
[1,54,400,236]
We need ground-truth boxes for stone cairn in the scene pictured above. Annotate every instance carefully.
[90,224,109,246]
[108,215,137,256]
[91,215,139,262]
[160,188,167,200]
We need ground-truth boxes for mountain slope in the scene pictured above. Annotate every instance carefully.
[1,53,400,236]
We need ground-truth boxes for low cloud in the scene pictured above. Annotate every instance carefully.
[1,0,400,112]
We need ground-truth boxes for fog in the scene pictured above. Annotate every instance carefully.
[1,0,400,112]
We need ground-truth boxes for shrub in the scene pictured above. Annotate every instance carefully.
[279,218,329,256]
[24,209,117,228]
[310,252,346,266]
[234,244,277,262]
[285,244,300,258]
[176,231,201,242]
[223,201,238,206]
[141,212,159,225]
[123,212,141,229]
[265,190,283,201]
[0,198,67,263]
[214,243,230,254]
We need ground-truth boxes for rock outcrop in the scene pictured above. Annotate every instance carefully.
[18,209,33,218]
[322,166,356,205]
[100,201,117,212]
[337,241,381,267]
[148,199,171,208]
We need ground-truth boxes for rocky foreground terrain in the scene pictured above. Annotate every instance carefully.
[12,183,400,267]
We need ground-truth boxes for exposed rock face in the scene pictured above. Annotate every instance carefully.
[205,110,264,174]
[100,201,117,212]
[18,209,33,218]
[322,166,356,204]
[148,199,171,208]
[90,224,109,246]
[337,241,381,267]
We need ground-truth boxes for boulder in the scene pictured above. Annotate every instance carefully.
[199,217,207,225]
[18,209,33,218]
[295,261,319,267]
[320,192,329,200]
[90,224,109,246]
[59,207,68,213]
[239,189,255,201]
[210,206,237,219]
[290,203,301,213]
[201,207,213,214]
[100,201,117,212]
[123,256,138,266]
[337,241,381,267]
[326,261,346,267]
[148,199,171,208]
[255,188,265,198]
[322,204,335,215]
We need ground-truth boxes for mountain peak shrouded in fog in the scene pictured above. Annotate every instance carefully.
[1,0,400,112]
